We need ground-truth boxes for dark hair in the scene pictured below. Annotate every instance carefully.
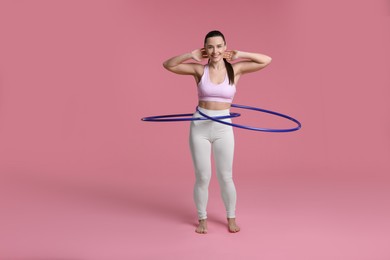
[204,30,234,85]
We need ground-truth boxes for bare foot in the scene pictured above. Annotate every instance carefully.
[227,218,240,233]
[195,219,208,234]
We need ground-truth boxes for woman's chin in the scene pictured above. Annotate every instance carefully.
[210,56,222,62]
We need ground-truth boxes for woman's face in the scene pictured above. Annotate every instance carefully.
[204,36,226,62]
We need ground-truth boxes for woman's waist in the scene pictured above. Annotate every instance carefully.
[196,105,230,117]
[198,100,231,111]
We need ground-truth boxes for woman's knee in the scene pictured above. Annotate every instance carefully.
[217,170,234,184]
[196,170,212,185]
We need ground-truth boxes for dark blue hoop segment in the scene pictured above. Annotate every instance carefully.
[196,104,301,132]
[141,112,241,122]
[141,103,301,132]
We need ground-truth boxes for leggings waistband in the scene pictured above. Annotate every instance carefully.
[197,106,230,116]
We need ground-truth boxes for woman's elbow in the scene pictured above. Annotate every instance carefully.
[265,56,272,64]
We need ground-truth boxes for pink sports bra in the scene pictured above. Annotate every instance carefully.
[197,64,236,103]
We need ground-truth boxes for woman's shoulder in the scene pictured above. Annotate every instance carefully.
[194,63,206,75]
[194,63,206,84]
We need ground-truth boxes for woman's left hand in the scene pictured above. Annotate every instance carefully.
[224,50,239,61]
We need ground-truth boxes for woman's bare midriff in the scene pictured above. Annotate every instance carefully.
[198,101,231,110]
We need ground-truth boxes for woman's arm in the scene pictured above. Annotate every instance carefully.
[162,49,206,76]
[227,51,272,76]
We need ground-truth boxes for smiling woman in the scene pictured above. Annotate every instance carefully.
[162,30,272,234]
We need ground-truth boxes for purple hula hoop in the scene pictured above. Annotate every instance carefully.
[141,103,302,132]
[196,104,301,132]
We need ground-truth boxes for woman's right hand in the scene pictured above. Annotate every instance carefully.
[191,48,208,62]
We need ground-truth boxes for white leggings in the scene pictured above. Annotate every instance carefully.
[189,107,237,220]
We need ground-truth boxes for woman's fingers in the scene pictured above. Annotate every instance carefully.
[192,48,207,61]
[224,50,233,60]
[224,50,238,61]
[201,48,208,57]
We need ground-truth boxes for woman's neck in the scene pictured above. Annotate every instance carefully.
[208,60,225,70]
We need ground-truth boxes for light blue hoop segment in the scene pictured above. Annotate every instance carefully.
[141,112,241,122]
[196,103,301,132]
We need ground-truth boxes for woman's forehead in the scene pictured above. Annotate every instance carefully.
[205,36,225,45]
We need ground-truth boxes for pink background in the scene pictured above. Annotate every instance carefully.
[0,0,389,259]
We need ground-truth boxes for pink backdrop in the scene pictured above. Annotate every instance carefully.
[0,1,389,259]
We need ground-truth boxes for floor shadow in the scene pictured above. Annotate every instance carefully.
[9,258,84,260]
[4,172,195,226]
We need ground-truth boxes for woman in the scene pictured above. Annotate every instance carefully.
[163,30,272,234]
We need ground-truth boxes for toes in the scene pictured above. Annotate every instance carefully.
[198,220,208,234]
[228,225,240,233]
[196,228,207,234]
[195,224,208,234]
[227,218,240,233]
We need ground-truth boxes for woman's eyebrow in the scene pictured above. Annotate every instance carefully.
[207,44,223,47]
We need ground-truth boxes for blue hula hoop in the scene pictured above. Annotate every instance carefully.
[141,103,302,132]
[141,112,241,122]
[197,104,301,132]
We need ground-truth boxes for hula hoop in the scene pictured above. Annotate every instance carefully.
[196,104,301,132]
[141,103,302,132]
[141,112,241,122]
